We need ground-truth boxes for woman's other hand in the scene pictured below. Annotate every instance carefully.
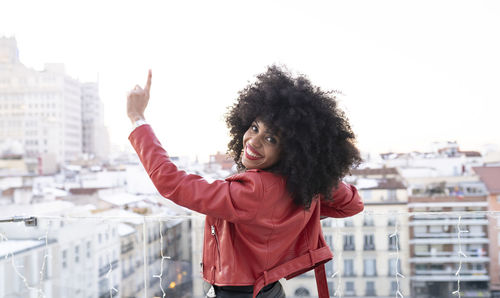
[127,70,152,123]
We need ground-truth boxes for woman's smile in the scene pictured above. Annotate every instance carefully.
[241,120,281,170]
[244,143,263,160]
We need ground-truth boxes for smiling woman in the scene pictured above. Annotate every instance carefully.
[225,66,362,209]
[127,65,364,298]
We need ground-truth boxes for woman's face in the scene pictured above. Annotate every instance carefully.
[241,120,281,170]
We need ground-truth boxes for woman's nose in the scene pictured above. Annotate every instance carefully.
[249,135,263,148]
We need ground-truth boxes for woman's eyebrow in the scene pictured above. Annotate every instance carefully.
[255,120,277,136]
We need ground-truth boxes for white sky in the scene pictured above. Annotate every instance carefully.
[1,0,499,160]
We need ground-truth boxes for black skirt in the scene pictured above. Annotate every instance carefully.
[212,281,286,298]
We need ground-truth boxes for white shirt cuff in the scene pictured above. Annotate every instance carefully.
[133,119,147,130]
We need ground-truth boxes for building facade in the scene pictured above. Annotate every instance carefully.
[408,180,490,297]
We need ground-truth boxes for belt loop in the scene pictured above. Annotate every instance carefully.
[263,270,268,285]
[308,250,315,266]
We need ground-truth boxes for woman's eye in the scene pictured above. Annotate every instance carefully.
[251,125,258,132]
[266,136,277,144]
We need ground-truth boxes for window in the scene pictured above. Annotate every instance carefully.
[363,214,374,226]
[62,250,67,269]
[366,281,376,296]
[129,255,134,272]
[364,234,375,250]
[344,235,355,251]
[99,279,109,295]
[344,219,354,227]
[98,233,102,243]
[363,259,376,276]
[388,258,401,276]
[86,241,91,258]
[387,214,397,226]
[387,189,397,201]
[391,281,399,295]
[363,190,372,200]
[325,260,335,278]
[388,235,399,251]
[75,245,79,263]
[344,259,355,276]
[345,281,355,296]
[325,235,333,250]
[328,281,335,297]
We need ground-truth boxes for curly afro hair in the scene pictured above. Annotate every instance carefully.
[225,65,361,209]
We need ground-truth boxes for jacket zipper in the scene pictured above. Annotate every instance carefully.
[210,225,222,272]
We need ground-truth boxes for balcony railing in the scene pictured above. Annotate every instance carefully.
[1,210,499,298]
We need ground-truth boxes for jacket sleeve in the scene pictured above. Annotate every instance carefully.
[320,181,363,218]
[128,125,264,223]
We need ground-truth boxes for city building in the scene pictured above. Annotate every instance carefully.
[0,200,118,298]
[408,179,490,297]
[473,166,500,298]
[340,168,410,297]
[0,36,109,166]
[81,82,110,161]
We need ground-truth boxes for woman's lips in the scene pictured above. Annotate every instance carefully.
[245,144,262,160]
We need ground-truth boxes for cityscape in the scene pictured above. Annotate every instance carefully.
[1,36,500,298]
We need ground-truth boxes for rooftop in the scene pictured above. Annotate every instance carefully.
[0,239,45,258]
[473,166,500,194]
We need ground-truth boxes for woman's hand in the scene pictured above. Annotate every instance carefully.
[127,70,152,123]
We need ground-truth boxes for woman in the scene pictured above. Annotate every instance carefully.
[127,66,363,297]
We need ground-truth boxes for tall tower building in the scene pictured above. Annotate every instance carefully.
[81,82,110,161]
[0,36,92,164]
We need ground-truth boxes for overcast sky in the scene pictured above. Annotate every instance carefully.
[2,0,499,160]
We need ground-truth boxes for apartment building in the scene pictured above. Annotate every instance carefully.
[473,166,500,298]
[0,239,57,297]
[0,200,117,298]
[408,180,490,297]
[339,168,410,297]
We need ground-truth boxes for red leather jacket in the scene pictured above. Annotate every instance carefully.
[129,125,363,297]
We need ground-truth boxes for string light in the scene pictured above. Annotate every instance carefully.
[333,218,343,298]
[452,216,468,298]
[152,219,171,298]
[389,214,405,298]
[37,225,50,296]
[142,218,148,298]
[0,232,46,297]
